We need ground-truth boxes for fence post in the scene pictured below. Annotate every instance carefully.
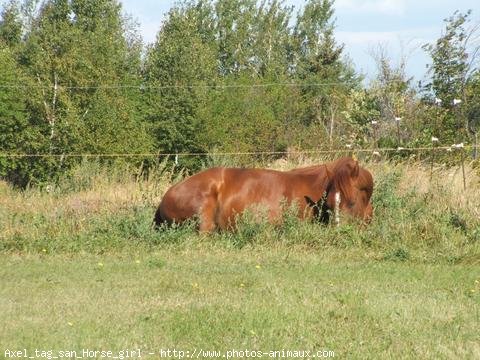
[453,143,467,190]
[395,117,402,147]
[461,146,467,190]
[346,144,353,158]
[474,132,478,160]
[430,137,439,181]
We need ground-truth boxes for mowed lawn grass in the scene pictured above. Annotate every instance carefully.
[1,248,479,359]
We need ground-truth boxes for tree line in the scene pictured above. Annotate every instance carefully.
[0,0,478,187]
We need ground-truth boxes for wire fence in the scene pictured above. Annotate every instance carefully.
[0,145,478,158]
[0,80,410,90]
[1,145,478,191]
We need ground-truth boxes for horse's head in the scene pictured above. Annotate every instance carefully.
[305,157,374,224]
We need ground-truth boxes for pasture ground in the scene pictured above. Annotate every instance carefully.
[1,159,480,359]
[1,249,479,359]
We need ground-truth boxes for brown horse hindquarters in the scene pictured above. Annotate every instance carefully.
[154,167,225,231]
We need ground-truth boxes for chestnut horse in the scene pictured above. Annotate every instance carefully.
[154,157,373,232]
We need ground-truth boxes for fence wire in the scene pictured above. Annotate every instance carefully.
[0,80,410,90]
[0,145,478,158]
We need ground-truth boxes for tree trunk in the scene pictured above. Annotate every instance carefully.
[329,107,335,148]
[38,72,58,153]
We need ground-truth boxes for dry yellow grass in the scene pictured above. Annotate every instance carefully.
[1,157,479,221]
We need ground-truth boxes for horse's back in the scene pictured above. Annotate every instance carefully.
[215,168,289,224]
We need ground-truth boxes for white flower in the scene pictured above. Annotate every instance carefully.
[450,143,464,151]
[346,144,352,149]
[371,120,378,125]
[431,137,439,142]
[453,99,462,106]
[395,117,402,122]
[372,151,380,156]
[435,98,442,105]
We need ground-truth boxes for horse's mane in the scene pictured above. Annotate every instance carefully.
[331,157,360,205]
[358,166,374,199]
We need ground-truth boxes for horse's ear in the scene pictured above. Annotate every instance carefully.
[304,196,316,208]
[325,165,334,181]
[351,160,360,178]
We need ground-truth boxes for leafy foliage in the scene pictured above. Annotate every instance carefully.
[0,1,479,186]
[1,0,152,186]
[422,10,480,145]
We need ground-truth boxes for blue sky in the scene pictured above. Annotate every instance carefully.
[121,0,479,81]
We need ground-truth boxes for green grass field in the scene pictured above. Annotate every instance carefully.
[1,250,479,359]
[1,160,480,359]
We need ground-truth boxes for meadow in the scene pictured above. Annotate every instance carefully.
[1,158,479,359]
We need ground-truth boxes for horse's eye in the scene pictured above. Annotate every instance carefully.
[347,201,355,209]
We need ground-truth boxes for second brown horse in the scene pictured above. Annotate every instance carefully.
[155,157,373,232]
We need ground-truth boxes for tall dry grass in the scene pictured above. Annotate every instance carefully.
[0,157,479,262]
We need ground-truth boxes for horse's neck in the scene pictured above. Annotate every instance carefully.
[292,171,328,192]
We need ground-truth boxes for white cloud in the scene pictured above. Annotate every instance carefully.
[336,0,407,15]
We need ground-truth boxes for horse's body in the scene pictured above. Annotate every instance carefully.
[155,157,373,232]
